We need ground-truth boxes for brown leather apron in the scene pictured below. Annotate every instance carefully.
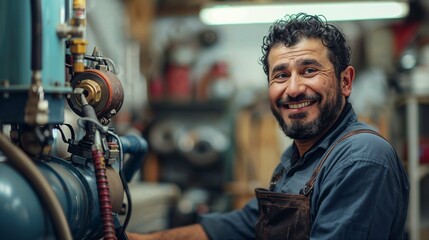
[255,129,382,240]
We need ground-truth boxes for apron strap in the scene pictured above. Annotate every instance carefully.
[301,129,385,195]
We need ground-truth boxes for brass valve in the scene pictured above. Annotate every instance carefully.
[76,79,102,106]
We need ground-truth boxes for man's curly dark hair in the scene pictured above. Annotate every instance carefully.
[260,13,352,81]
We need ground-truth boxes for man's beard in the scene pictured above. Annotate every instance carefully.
[270,87,343,140]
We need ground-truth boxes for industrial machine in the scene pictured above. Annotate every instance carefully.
[0,0,147,239]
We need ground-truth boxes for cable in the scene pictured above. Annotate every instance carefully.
[107,131,132,236]
[54,123,76,144]
[102,57,119,74]
[83,55,118,74]
[77,117,109,134]
[119,169,132,237]
[0,133,72,239]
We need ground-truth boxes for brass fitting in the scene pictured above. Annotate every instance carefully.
[76,79,102,106]
[70,39,87,73]
[73,0,86,9]
[70,18,86,27]
[70,39,87,54]
[73,62,84,73]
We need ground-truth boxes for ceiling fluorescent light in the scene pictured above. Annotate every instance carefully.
[200,1,409,25]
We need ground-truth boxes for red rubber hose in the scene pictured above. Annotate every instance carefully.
[92,146,117,240]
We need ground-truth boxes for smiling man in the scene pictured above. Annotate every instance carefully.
[128,13,409,240]
[267,37,350,155]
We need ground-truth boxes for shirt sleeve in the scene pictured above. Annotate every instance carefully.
[310,135,409,240]
[198,198,259,240]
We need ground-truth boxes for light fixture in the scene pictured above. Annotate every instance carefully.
[199,1,409,25]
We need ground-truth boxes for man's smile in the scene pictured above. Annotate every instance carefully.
[286,101,314,109]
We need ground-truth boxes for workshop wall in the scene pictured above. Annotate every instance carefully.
[86,0,148,135]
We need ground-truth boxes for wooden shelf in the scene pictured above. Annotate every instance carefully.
[395,95,429,107]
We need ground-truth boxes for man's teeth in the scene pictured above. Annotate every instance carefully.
[288,101,311,109]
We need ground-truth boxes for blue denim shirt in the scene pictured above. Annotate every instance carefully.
[199,104,409,240]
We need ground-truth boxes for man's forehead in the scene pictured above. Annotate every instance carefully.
[268,39,329,64]
[271,38,327,53]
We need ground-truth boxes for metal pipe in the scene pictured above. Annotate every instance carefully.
[120,134,148,182]
[30,0,42,72]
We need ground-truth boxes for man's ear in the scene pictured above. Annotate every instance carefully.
[341,66,355,97]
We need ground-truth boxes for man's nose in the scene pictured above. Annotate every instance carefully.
[284,75,305,98]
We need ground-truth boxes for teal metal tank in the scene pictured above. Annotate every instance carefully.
[0,0,72,124]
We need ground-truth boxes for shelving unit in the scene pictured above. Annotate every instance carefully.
[406,95,421,240]
[142,99,236,226]
[396,95,429,240]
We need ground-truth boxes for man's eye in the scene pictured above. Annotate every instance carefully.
[303,68,317,75]
[276,73,289,79]
[270,73,289,83]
